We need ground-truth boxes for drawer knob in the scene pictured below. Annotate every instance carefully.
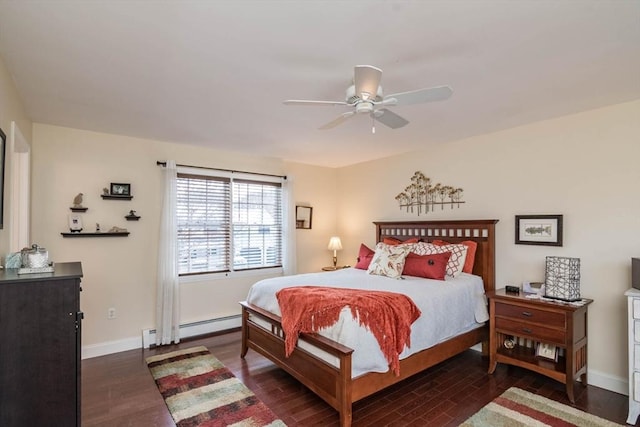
[522,311,532,317]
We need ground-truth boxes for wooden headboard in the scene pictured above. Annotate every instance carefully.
[374,219,498,292]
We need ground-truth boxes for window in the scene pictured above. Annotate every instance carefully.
[176,172,283,275]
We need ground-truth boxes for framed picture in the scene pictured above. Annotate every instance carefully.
[515,214,563,246]
[0,127,5,229]
[110,183,131,196]
[296,206,312,229]
[536,342,559,362]
[68,214,83,232]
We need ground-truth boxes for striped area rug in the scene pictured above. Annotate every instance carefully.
[461,387,622,426]
[146,346,286,427]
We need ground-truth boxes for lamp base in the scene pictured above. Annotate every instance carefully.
[332,256,337,268]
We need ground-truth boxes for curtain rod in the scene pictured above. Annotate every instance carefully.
[156,161,287,180]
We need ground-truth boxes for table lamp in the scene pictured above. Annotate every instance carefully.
[327,236,343,269]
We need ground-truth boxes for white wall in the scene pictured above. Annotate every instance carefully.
[0,55,32,256]
[30,124,338,352]
[337,100,640,392]
[285,161,340,271]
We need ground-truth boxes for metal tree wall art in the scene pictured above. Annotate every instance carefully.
[395,171,465,215]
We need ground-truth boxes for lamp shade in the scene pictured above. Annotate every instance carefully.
[327,237,342,251]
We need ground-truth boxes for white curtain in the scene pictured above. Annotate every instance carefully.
[156,160,180,345]
[281,176,297,276]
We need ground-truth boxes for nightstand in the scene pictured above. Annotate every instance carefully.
[487,288,593,403]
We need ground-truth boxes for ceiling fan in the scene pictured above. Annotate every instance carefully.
[283,65,453,132]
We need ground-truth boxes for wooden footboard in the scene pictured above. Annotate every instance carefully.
[240,301,355,426]
[241,301,487,427]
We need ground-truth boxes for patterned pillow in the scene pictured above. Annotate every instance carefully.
[367,242,414,279]
[431,240,478,274]
[412,242,468,278]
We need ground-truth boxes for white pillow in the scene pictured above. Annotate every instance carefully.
[367,242,414,279]
[412,242,468,278]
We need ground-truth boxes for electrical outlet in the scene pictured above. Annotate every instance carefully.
[108,307,116,319]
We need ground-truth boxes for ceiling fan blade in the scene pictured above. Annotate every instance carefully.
[384,85,453,106]
[372,109,409,129]
[354,65,382,100]
[319,112,355,130]
[284,100,347,106]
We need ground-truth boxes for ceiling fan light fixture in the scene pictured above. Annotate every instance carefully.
[284,65,452,132]
[355,102,374,114]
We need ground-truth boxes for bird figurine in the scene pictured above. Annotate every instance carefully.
[73,193,84,208]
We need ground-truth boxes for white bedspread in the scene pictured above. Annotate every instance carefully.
[246,268,489,378]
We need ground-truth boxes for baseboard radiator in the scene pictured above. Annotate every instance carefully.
[142,314,242,348]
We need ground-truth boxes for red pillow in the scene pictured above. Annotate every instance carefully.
[354,244,375,269]
[382,237,420,245]
[431,240,477,274]
[402,252,451,280]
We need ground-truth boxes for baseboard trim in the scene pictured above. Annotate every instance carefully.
[588,368,627,396]
[82,336,141,359]
[142,315,242,348]
[81,314,242,359]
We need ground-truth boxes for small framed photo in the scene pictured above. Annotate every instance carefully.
[68,214,83,232]
[110,183,131,196]
[296,206,312,229]
[515,214,563,246]
[535,342,559,362]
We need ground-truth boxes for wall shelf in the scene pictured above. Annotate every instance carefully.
[101,195,133,200]
[61,232,130,238]
[69,207,88,212]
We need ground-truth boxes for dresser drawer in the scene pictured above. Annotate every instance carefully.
[495,302,565,328]
[495,318,566,345]
[635,344,640,370]
[635,320,640,343]
[634,299,640,319]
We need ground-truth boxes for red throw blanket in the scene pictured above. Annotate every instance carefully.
[276,286,421,376]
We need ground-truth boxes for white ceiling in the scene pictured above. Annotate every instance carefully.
[0,1,638,168]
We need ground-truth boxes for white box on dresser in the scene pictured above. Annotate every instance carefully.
[626,288,640,424]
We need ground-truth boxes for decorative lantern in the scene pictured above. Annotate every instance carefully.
[544,256,581,301]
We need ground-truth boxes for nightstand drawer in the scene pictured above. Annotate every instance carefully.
[495,302,565,328]
[495,318,565,345]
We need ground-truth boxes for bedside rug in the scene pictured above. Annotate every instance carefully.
[461,387,622,427]
[146,346,286,427]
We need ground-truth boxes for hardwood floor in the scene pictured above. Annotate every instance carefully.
[82,330,633,426]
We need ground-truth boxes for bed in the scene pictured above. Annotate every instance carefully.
[240,219,498,426]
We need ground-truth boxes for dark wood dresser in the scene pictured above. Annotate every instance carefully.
[0,262,83,427]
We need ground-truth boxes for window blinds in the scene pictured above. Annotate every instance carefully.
[176,173,282,275]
